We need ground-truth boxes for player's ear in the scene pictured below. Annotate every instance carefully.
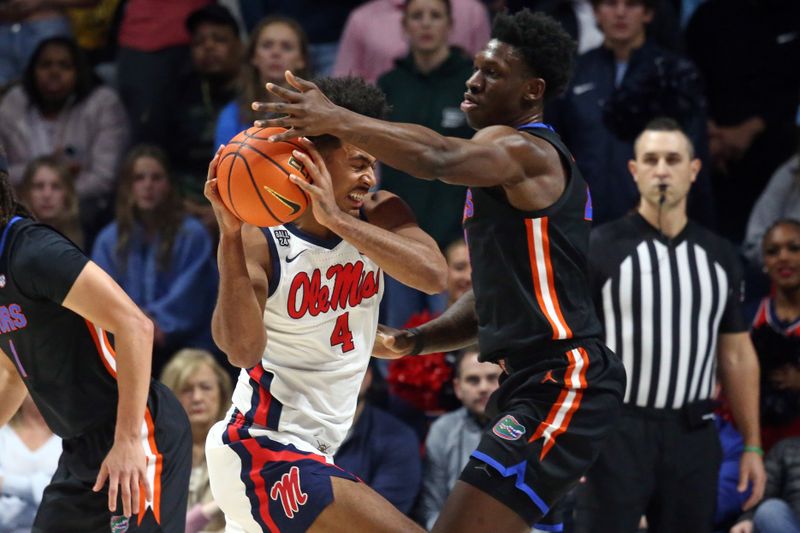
[524,78,546,104]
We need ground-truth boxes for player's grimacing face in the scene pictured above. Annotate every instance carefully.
[454,353,501,418]
[322,143,377,216]
[462,40,531,130]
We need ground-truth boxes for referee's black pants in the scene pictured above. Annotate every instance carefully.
[575,404,722,533]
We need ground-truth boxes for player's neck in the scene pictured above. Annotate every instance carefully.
[638,202,687,239]
[511,111,544,129]
[293,212,336,240]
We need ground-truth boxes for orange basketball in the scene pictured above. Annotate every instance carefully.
[216,127,310,227]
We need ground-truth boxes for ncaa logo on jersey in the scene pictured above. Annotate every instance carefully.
[270,466,308,519]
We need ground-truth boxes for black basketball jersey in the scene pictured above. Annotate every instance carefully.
[0,217,119,438]
[463,124,601,362]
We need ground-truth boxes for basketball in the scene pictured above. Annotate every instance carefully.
[216,127,310,227]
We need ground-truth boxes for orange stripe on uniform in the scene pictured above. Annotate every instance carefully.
[84,319,116,378]
[529,348,589,460]
[525,218,573,340]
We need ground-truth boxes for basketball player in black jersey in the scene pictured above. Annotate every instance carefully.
[254,9,626,533]
[0,149,191,532]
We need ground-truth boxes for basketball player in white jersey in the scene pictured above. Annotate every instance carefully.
[204,77,445,532]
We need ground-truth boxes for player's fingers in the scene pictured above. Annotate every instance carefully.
[264,82,303,102]
[93,464,109,492]
[120,473,131,517]
[130,472,140,513]
[295,141,326,173]
[286,71,317,92]
[291,150,325,182]
[107,472,119,512]
[267,128,303,143]
[289,174,317,193]
[142,471,153,503]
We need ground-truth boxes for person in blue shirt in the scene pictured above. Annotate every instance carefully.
[92,145,218,377]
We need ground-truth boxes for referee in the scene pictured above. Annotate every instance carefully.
[577,118,766,533]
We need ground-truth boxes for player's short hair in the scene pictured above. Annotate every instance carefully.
[634,117,695,159]
[453,345,481,379]
[309,77,391,153]
[491,9,576,101]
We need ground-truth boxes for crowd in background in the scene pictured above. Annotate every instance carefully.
[0,0,799,532]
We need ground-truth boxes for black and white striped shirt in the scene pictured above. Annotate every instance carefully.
[589,213,746,409]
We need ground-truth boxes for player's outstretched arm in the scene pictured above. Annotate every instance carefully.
[0,354,27,426]
[288,139,447,294]
[62,261,154,518]
[255,72,542,188]
[373,290,478,359]
[205,148,269,368]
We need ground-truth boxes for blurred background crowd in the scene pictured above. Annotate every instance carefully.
[0,0,798,532]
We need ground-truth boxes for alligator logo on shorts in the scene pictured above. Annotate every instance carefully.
[110,515,129,532]
[492,415,526,441]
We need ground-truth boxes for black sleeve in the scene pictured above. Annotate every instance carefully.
[718,241,747,334]
[11,224,90,304]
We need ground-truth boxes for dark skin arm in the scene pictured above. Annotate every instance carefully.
[254,72,566,212]
[372,289,478,359]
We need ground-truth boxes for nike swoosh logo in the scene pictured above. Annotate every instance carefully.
[263,185,301,215]
[286,250,307,263]
[573,82,594,96]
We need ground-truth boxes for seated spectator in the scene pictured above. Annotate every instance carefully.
[333,0,490,83]
[0,0,94,86]
[214,16,310,148]
[0,395,62,533]
[547,0,712,228]
[416,347,501,529]
[0,36,129,242]
[92,145,218,376]
[731,437,800,533]
[377,0,475,328]
[161,349,232,533]
[166,4,241,229]
[334,363,422,515]
[444,238,471,307]
[743,153,800,267]
[17,156,84,249]
[751,219,800,451]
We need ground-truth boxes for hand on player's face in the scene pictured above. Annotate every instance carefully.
[204,146,242,234]
[251,71,339,142]
[287,138,342,228]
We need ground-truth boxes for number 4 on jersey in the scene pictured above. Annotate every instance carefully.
[330,312,355,352]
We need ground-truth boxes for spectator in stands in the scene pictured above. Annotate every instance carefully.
[731,437,800,533]
[444,238,471,307]
[237,0,362,75]
[685,0,800,243]
[334,0,490,83]
[548,0,712,228]
[743,151,800,267]
[214,16,310,148]
[751,220,800,451]
[166,4,241,230]
[116,0,212,143]
[92,145,218,376]
[416,347,501,529]
[334,363,422,515]
[0,0,97,86]
[376,0,475,328]
[161,349,232,533]
[0,36,129,242]
[18,156,84,249]
[0,395,62,533]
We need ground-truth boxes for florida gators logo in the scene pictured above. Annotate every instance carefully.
[492,415,526,441]
[270,466,308,519]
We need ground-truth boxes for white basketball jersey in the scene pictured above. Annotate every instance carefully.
[230,224,383,456]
